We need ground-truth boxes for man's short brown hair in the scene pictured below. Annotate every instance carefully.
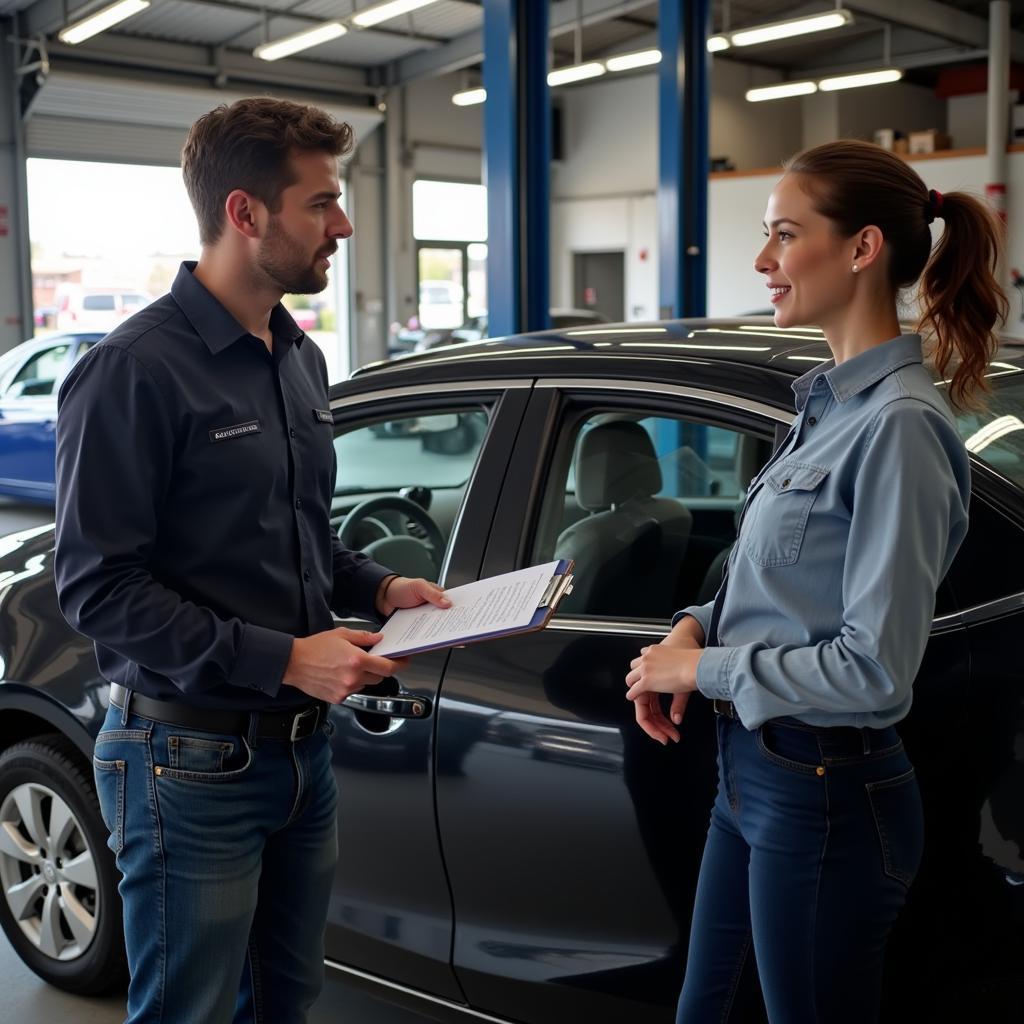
[181,97,354,245]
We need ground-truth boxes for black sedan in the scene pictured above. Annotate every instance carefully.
[0,320,1021,1023]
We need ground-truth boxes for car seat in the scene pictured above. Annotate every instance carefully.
[554,421,693,617]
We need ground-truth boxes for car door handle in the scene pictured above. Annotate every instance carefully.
[342,692,432,718]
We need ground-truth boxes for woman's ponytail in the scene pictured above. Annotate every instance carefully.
[918,191,1008,409]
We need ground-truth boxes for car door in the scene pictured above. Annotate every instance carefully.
[321,378,532,1001]
[435,377,972,1023]
[434,379,785,1023]
[0,340,76,498]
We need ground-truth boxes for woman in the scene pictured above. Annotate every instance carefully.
[624,139,1007,1024]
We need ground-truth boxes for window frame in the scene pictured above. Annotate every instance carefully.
[524,383,787,630]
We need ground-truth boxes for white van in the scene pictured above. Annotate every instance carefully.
[55,287,153,332]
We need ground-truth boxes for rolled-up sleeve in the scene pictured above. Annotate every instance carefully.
[696,399,969,727]
[671,599,715,636]
[55,346,293,698]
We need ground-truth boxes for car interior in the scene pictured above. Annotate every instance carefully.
[330,405,774,621]
[330,408,491,583]
[541,412,772,619]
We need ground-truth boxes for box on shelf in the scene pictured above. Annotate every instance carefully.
[893,137,910,155]
[874,128,895,150]
[908,129,952,154]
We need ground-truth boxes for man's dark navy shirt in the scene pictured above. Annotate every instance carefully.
[54,262,391,711]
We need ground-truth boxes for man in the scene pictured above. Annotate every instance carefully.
[54,97,448,1023]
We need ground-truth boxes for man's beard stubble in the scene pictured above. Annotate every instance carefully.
[256,216,334,295]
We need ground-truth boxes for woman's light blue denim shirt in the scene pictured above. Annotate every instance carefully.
[674,334,971,730]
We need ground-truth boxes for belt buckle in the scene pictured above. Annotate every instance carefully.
[713,699,735,719]
[289,705,319,742]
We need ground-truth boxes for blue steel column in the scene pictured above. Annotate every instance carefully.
[483,0,550,337]
[658,0,710,319]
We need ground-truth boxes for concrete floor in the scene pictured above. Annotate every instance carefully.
[0,498,437,1024]
[0,937,436,1024]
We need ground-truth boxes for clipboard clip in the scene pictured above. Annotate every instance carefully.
[539,571,575,610]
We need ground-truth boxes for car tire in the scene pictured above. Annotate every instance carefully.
[0,733,127,994]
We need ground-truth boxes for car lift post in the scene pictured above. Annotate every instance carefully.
[658,0,710,319]
[483,0,551,338]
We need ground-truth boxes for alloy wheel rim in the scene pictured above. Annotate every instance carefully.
[0,782,99,960]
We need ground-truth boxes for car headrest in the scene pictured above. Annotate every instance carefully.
[576,421,662,510]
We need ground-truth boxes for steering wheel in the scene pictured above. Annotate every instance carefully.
[338,495,445,581]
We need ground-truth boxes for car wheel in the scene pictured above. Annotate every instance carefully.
[0,734,127,994]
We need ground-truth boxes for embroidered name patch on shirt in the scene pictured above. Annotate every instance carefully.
[209,420,262,443]
[313,409,333,424]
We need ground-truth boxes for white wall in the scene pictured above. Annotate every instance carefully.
[550,195,659,320]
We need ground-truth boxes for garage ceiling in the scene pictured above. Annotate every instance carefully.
[4,0,1023,123]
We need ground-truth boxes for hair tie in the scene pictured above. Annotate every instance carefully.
[926,189,944,224]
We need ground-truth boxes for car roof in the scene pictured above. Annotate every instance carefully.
[354,317,1024,381]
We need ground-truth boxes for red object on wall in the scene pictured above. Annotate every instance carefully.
[0,205,8,238]
[583,286,597,306]
[985,183,1007,224]
[934,63,1024,98]
[638,248,649,262]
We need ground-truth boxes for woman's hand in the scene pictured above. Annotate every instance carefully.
[625,643,703,745]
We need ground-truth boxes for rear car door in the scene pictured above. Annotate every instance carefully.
[435,378,788,1023]
[321,378,531,1001]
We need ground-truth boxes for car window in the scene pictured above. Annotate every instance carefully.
[82,295,116,311]
[333,407,490,584]
[5,344,71,398]
[532,409,770,620]
[954,365,1024,489]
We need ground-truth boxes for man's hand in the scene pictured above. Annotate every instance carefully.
[282,628,409,704]
[376,575,451,618]
[626,632,704,744]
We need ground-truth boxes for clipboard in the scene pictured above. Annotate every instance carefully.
[370,559,575,659]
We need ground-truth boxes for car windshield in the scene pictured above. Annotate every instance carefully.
[953,362,1024,490]
[83,295,116,311]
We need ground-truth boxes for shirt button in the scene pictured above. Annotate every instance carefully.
[295,498,303,510]
[807,416,818,426]
[782,478,791,488]
[289,427,296,438]
[303,569,311,582]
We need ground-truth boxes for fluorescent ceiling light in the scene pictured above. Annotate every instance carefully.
[707,35,731,52]
[746,81,817,102]
[254,21,346,60]
[352,0,438,28]
[58,0,150,44]
[606,49,662,72]
[548,62,606,86]
[818,68,903,91]
[731,9,853,47]
[452,87,486,107]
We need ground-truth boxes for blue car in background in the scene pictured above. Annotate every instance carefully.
[0,332,103,503]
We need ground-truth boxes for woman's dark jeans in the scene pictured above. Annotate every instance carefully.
[677,714,924,1024]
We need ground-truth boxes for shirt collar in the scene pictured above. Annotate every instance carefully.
[792,334,923,410]
[170,261,305,356]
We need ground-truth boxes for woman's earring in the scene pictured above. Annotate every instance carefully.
[852,264,860,273]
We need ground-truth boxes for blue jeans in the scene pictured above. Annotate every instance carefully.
[677,715,924,1024]
[92,702,338,1024]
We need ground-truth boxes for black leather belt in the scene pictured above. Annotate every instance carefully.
[712,699,739,719]
[109,683,325,742]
